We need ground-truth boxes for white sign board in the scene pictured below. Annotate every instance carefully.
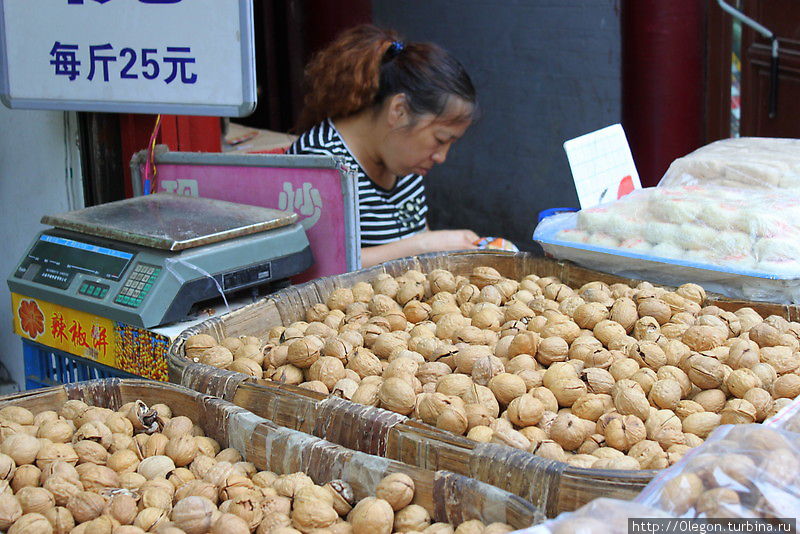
[563,124,642,209]
[0,0,256,116]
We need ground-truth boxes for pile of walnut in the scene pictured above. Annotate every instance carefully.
[186,266,800,471]
[0,401,511,534]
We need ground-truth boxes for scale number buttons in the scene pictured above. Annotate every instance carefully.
[114,263,161,308]
[79,282,109,299]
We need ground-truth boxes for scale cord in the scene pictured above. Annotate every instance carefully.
[143,115,162,195]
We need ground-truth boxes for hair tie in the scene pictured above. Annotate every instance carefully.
[382,40,405,63]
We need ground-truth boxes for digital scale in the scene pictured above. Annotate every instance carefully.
[8,193,313,328]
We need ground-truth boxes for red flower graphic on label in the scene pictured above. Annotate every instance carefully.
[18,300,45,339]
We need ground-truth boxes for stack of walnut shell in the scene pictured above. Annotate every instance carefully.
[0,401,511,534]
[185,266,800,471]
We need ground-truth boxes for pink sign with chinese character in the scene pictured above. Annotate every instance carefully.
[148,163,352,282]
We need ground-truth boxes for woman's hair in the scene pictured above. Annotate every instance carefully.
[296,25,476,132]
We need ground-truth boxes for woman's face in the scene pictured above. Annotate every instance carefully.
[383,96,473,177]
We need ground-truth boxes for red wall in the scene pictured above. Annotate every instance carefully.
[622,1,705,186]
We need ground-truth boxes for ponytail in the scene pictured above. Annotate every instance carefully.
[296,25,476,132]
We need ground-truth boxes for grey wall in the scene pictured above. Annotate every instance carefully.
[373,0,621,252]
[0,108,83,391]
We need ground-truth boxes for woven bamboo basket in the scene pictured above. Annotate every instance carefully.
[168,250,799,518]
[0,377,540,529]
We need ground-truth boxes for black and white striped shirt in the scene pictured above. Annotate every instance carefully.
[287,119,428,246]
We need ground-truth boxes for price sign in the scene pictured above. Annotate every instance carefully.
[563,124,642,209]
[0,0,256,116]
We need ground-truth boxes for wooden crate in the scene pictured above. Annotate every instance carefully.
[168,250,800,517]
[165,252,654,513]
[0,378,539,529]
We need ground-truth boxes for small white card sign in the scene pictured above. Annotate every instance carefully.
[0,0,256,116]
[563,124,642,209]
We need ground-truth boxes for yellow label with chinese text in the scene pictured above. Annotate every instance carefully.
[11,293,118,367]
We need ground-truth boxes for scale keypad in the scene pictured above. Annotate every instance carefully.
[115,263,161,308]
[79,281,109,299]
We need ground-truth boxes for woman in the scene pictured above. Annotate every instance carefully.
[288,24,480,268]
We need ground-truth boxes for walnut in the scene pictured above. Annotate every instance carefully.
[378,378,416,415]
[657,472,704,515]
[691,389,727,413]
[549,413,589,451]
[571,394,612,422]
[608,358,640,382]
[66,490,106,523]
[637,299,671,325]
[1,433,40,466]
[675,283,705,305]
[681,412,720,438]
[681,325,727,352]
[572,303,610,330]
[487,373,526,406]
[630,368,658,395]
[604,415,646,452]
[550,378,588,408]
[10,464,40,493]
[292,500,338,532]
[7,513,54,534]
[743,388,774,422]
[761,346,799,375]
[609,298,638,334]
[532,439,566,462]
[627,341,667,370]
[170,496,217,534]
[720,399,757,425]
[632,317,662,343]
[751,363,778,391]
[273,473,313,498]
[644,410,684,449]
[530,388,559,413]
[686,354,724,390]
[721,368,760,399]
[592,319,627,346]
[349,497,394,534]
[656,366,692,397]
[583,368,615,395]
[393,504,431,533]
[648,380,682,410]
[184,334,217,359]
[749,322,783,348]
[628,440,666,470]
[506,395,544,427]
[436,407,468,435]
[346,349,383,379]
[211,513,249,534]
[287,336,324,369]
[696,488,741,518]
[591,456,640,470]
[612,381,650,421]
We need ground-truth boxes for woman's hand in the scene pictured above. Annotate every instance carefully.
[416,229,480,253]
[360,229,480,268]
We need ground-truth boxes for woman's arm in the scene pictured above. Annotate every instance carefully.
[361,229,481,268]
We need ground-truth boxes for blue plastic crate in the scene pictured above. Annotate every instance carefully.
[22,339,137,390]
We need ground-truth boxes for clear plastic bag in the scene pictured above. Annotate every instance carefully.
[635,424,800,521]
[659,137,800,190]
[533,185,800,303]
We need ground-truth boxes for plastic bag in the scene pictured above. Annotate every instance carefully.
[533,185,800,303]
[635,424,800,521]
[659,137,800,190]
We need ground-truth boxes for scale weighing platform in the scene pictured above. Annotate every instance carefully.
[8,193,313,329]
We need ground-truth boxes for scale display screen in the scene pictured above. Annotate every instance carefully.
[27,234,134,281]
